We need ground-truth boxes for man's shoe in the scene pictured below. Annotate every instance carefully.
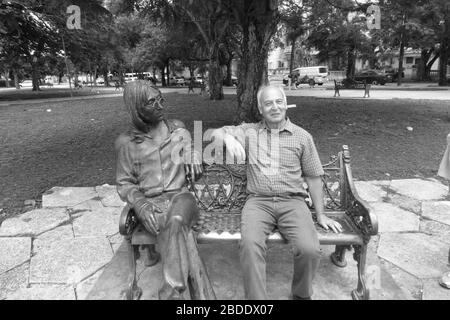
[439,271,450,289]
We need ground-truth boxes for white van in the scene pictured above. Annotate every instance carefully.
[124,73,138,82]
[283,66,329,85]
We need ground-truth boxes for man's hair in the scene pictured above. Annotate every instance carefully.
[123,80,161,131]
[256,85,287,108]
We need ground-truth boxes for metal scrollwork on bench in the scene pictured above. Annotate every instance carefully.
[188,164,248,213]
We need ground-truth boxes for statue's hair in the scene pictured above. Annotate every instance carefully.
[256,85,287,108]
[123,80,161,132]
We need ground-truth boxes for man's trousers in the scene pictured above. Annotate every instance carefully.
[239,195,321,299]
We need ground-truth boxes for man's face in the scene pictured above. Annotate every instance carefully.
[258,87,287,125]
[138,92,165,124]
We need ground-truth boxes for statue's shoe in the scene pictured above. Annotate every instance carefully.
[142,244,161,267]
[439,271,450,289]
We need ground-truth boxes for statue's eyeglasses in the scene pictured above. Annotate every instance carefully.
[145,96,165,109]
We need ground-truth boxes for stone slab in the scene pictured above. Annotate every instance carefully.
[420,220,450,246]
[36,224,74,241]
[422,201,450,226]
[354,180,390,203]
[0,263,29,300]
[389,179,448,201]
[5,284,75,300]
[364,235,408,300]
[0,237,31,275]
[72,207,121,237]
[386,194,422,214]
[70,199,105,212]
[0,208,70,237]
[108,233,123,254]
[95,184,126,207]
[370,202,420,233]
[86,241,134,300]
[422,278,450,300]
[379,258,422,300]
[378,233,449,279]
[76,267,104,300]
[30,237,113,284]
[42,187,99,208]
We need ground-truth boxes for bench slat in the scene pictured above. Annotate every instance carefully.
[194,211,363,245]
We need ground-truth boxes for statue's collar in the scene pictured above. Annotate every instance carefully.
[130,119,176,143]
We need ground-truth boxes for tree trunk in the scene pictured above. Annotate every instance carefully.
[418,49,430,81]
[13,70,20,89]
[397,14,406,86]
[31,60,40,91]
[103,70,110,87]
[235,0,278,123]
[438,17,449,86]
[3,69,10,88]
[346,47,355,78]
[208,43,224,100]
[289,37,296,75]
[93,66,98,86]
[224,57,233,86]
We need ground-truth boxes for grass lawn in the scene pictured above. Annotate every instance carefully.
[0,86,120,101]
[0,92,449,219]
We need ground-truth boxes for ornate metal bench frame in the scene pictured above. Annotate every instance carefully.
[119,145,378,300]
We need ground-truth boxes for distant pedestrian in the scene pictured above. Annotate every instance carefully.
[188,79,195,94]
[200,80,206,96]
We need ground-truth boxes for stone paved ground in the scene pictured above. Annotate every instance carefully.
[1,178,450,300]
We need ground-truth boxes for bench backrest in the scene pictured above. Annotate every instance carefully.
[189,148,347,213]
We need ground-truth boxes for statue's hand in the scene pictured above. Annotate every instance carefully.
[136,201,162,236]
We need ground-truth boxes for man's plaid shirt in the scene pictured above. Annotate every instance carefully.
[223,118,324,197]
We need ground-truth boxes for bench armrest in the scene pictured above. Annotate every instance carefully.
[340,146,379,242]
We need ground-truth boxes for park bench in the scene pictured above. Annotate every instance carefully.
[334,79,371,98]
[118,145,378,300]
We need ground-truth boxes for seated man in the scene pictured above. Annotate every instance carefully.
[115,80,213,299]
[207,85,343,300]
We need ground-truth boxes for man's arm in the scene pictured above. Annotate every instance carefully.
[305,176,342,233]
[170,119,203,182]
[205,127,246,162]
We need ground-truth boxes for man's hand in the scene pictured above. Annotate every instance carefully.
[185,163,203,182]
[224,134,246,163]
[185,151,203,182]
[136,201,163,236]
[316,213,343,233]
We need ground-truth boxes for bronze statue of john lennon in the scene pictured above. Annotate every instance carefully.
[115,80,214,299]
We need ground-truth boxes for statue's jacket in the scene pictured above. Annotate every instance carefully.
[115,118,193,210]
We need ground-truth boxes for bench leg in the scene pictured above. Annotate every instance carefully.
[121,236,142,300]
[330,245,350,267]
[351,244,369,300]
[185,230,216,300]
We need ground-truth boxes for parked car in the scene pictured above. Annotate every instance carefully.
[193,76,205,85]
[222,75,238,86]
[353,70,388,85]
[20,79,33,87]
[169,76,185,86]
[283,74,316,87]
[382,69,404,82]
